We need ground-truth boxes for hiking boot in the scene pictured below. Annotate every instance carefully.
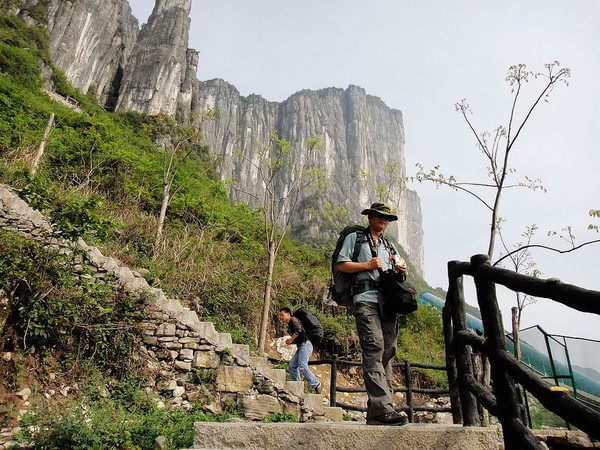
[315,382,323,394]
[366,411,408,426]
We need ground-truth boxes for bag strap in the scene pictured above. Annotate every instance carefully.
[351,229,366,261]
[347,229,367,295]
[366,231,387,279]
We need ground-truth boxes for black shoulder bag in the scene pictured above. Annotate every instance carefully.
[367,232,418,315]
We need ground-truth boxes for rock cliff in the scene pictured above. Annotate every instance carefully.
[10,0,425,274]
[116,0,195,115]
[44,0,139,110]
[192,80,424,271]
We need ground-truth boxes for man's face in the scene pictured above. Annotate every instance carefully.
[279,311,290,323]
[368,214,390,232]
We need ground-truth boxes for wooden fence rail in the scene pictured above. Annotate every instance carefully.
[445,254,600,450]
[270,355,450,423]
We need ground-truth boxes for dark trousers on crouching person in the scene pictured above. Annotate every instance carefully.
[354,301,398,421]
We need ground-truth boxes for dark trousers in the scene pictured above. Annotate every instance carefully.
[354,301,398,419]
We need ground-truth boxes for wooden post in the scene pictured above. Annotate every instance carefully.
[471,254,538,449]
[442,299,462,424]
[330,354,338,407]
[404,360,414,423]
[447,260,480,426]
[32,112,54,175]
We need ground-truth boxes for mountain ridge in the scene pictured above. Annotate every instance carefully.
[9,0,425,274]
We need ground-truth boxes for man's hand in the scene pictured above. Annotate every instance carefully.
[286,333,297,345]
[369,257,382,270]
[395,257,408,275]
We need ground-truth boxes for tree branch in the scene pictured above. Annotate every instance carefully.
[494,239,600,266]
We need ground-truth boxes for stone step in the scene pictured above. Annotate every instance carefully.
[214,332,233,348]
[228,343,249,360]
[189,422,501,449]
[249,356,270,372]
[284,380,305,398]
[264,367,286,385]
[322,406,344,422]
[302,393,325,413]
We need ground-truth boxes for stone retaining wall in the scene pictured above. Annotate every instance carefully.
[0,183,340,427]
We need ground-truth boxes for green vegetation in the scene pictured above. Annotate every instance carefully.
[0,12,450,447]
[0,231,142,376]
[525,393,569,429]
[17,377,240,450]
[261,413,298,423]
[398,305,447,386]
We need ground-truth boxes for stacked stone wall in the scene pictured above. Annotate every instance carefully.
[0,183,341,427]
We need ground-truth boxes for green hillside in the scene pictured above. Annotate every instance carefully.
[0,12,447,448]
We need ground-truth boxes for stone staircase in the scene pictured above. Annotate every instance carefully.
[142,285,343,422]
[186,422,503,449]
[0,183,343,423]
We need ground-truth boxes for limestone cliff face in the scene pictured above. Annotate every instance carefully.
[22,0,192,114]
[116,0,194,115]
[44,0,139,110]
[15,0,425,274]
[193,80,425,273]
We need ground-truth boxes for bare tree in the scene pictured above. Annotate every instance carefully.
[415,62,600,357]
[233,131,326,353]
[415,61,570,259]
[31,113,55,175]
[143,110,215,255]
[498,224,540,359]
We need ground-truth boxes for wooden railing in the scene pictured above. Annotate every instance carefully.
[445,254,600,449]
[310,356,449,423]
[270,355,450,422]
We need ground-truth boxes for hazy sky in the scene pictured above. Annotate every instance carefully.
[129,1,600,340]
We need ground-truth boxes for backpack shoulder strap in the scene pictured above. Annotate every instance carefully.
[381,235,396,254]
[351,227,367,261]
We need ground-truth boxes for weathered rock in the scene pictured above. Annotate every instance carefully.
[116,0,193,116]
[19,1,426,275]
[238,393,284,421]
[193,81,425,273]
[216,366,254,393]
[44,0,139,109]
[15,388,31,401]
[193,350,220,369]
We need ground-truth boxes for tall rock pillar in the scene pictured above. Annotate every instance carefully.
[44,0,138,108]
[116,0,194,116]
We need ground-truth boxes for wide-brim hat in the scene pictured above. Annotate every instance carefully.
[361,202,398,221]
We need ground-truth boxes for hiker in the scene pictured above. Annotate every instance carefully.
[336,202,409,425]
[279,307,323,394]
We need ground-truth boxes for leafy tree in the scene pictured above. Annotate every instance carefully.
[359,161,407,213]
[233,131,326,352]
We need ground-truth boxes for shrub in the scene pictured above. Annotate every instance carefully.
[17,387,238,450]
[0,232,143,376]
[261,413,298,423]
